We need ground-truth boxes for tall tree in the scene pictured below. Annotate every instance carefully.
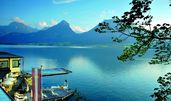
[95,0,171,100]
[95,0,171,64]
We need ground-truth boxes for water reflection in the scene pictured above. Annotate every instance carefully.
[68,56,102,75]
[67,56,107,88]
[1,45,171,101]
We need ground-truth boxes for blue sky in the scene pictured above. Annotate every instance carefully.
[0,0,170,32]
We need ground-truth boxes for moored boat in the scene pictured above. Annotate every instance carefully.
[42,87,74,101]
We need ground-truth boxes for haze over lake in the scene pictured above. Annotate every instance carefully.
[1,45,171,101]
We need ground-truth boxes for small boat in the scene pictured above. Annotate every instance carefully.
[42,87,74,101]
[42,79,74,101]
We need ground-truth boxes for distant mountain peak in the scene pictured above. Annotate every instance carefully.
[9,21,26,27]
[60,20,68,24]
[56,20,70,27]
[47,20,74,34]
[4,21,38,33]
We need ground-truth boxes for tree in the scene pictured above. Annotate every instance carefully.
[95,0,171,100]
[151,72,171,101]
[95,0,171,64]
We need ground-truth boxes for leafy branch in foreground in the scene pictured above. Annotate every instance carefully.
[95,0,171,64]
[151,73,171,101]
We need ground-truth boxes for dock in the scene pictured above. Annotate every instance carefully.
[41,68,72,77]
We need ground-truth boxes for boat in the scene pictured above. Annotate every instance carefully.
[42,86,74,101]
[41,74,74,101]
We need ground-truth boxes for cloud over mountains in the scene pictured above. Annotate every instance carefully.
[13,17,25,24]
[71,25,87,33]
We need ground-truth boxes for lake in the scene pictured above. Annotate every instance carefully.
[1,45,171,101]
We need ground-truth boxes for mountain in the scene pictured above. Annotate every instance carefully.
[74,19,135,45]
[0,22,38,36]
[47,20,74,34]
[0,20,76,44]
[0,20,134,45]
[25,20,77,43]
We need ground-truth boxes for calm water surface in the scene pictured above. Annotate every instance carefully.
[1,45,171,101]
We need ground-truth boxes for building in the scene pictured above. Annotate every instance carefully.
[0,52,23,82]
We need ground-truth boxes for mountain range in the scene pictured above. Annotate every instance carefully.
[0,22,38,37]
[0,20,132,45]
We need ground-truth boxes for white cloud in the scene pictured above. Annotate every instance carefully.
[71,25,87,33]
[53,0,77,4]
[13,17,25,23]
[51,20,58,26]
[38,20,58,28]
[38,21,49,28]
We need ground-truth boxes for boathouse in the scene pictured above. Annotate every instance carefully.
[0,52,23,82]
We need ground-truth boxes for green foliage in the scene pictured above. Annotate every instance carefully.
[95,0,171,64]
[151,73,171,101]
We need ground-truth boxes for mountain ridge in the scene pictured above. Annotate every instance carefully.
[0,21,38,37]
[0,20,133,45]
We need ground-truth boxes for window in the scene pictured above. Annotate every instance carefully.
[12,60,20,68]
[0,61,9,68]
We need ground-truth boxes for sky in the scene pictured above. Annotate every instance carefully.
[0,0,170,32]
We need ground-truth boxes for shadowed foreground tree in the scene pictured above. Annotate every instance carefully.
[95,0,171,100]
[96,0,171,64]
[151,72,171,101]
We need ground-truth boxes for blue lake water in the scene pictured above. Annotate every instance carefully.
[1,45,171,101]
